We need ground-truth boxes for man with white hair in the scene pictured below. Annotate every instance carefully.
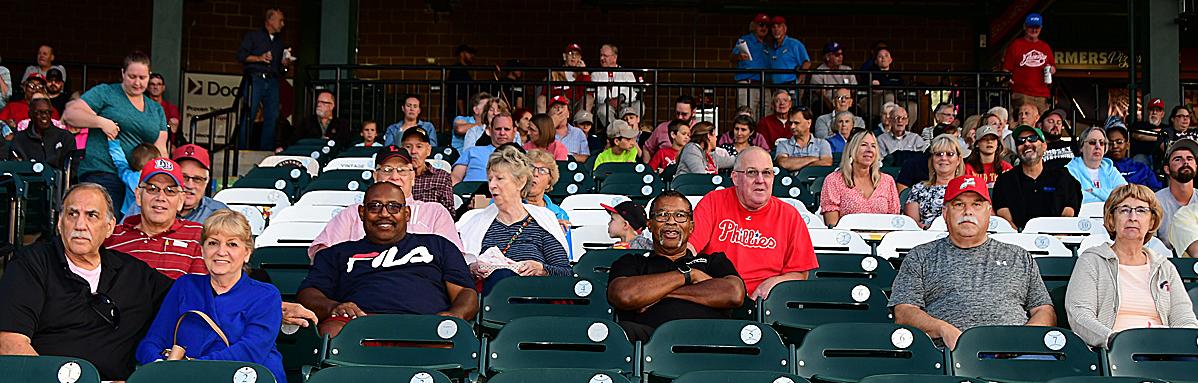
[921,103,957,142]
[877,105,926,158]
[689,147,818,299]
[890,175,1055,350]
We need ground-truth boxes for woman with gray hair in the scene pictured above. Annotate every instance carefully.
[1066,125,1128,203]
[457,145,571,294]
[1066,184,1198,348]
[828,110,856,154]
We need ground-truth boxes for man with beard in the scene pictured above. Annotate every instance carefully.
[891,175,1055,350]
[991,125,1082,230]
[298,182,477,338]
[281,89,351,150]
[1038,109,1074,168]
[1154,139,1198,243]
[1131,98,1168,167]
[45,68,69,113]
[607,191,745,341]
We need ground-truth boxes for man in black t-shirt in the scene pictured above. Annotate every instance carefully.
[607,191,745,341]
[991,125,1082,230]
[298,182,478,338]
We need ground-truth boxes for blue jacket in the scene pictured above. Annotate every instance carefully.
[1112,157,1163,190]
[108,139,140,217]
[1066,157,1129,203]
[136,274,286,383]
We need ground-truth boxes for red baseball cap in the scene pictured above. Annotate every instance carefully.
[565,43,582,53]
[943,175,990,204]
[753,13,770,23]
[140,157,184,186]
[171,144,211,170]
[550,95,570,107]
[771,16,787,24]
[1149,98,1165,110]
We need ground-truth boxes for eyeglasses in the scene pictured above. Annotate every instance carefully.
[1014,135,1043,145]
[532,166,551,175]
[1110,138,1127,145]
[733,168,775,179]
[834,96,851,101]
[1085,139,1107,147]
[651,210,692,223]
[88,292,120,329]
[933,151,958,158]
[364,201,407,214]
[376,166,414,176]
[1114,206,1151,217]
[182,175,209,185]
[140,183,181,197]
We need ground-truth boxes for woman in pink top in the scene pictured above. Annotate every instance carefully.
[523,113,568,161]
[820,130,899,227]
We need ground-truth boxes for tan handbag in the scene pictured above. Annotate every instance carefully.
[164,310,230,361]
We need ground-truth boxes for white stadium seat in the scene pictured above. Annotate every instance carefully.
[833,213,922,241]
[1077,233,1173,258]
[1078,202,1105,218]
[271,205,346,223]
[807,229,872,255]
[927,215,1016,233]
[876,231,948,259]
[560,194,631,212]
[324,157,375,171]
[428,159,452,173]
[214,188,292,211]
[455,209,486,231]
[258,155,320,177]
[567,209,614,227]
[294,190,364,207]
[1021,216,1104,246]
[569,225,618,261]
[990,233,1072,257]
[255,222,326,248]
[226,204,266,236]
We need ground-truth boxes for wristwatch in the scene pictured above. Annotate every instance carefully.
[677,264,692,285]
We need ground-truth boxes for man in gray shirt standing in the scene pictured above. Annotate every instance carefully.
[889,175,1055,350]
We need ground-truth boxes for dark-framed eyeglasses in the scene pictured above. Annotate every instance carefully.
[88,292,120,329]
[651,210,692,223]
[532,166,552,176]
[364,201,407,214]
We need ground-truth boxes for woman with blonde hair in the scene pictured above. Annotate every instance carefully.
[1066,184,1198,348]
[904,134,965,228]
[820,130,899,227]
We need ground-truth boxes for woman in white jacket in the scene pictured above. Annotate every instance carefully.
[457,145,571,295]
[1066,184,1198,348]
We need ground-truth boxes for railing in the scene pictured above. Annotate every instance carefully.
[1,60,122,95]
[304,65,1012,139]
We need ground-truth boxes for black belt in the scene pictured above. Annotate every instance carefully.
[250,72,277,79]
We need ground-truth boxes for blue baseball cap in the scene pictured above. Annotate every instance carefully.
[823,41,843,55]
[1025,13,1043,27]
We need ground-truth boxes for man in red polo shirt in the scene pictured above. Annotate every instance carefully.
[103,157,206,279]
[688,147,818,299]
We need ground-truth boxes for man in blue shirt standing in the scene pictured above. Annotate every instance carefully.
[236,8,291,150]
[767,16,811,86]
[731,13,772,116]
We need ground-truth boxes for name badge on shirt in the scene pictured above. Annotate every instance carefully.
[172,239,189,248]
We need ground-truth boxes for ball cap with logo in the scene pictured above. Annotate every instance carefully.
[140,157,185,186]
[377,145,413,165]
[601,201,648,232]
[943,175,991,204]
[171,144,211,170]
[752,13,770,24]
[1149,98,1165,110]
[1025,13,1043,28]
[550,95,570,107]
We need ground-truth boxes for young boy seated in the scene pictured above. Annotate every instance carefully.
[356,120,383,147]
[110,140,161,218]
[592,120,641,170]
[648,119,690,173]
[602,200,652,250]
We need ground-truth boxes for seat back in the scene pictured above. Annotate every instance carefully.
[671,173,732,196]
[272,205,346,224]
[833,213,922,233]
[574,249,647,285]
[0,355,101,383]
[276,325,326,375]
[259,155,321,177]
[487,317,634,375]
[641,319,791,379]
[858,375,988,383]
[324,315,479,376]
[231,177,300,201]
[560,194,631,212]
[303,177,370,193]
[256,222,326,248]
[430,146,460,163]
[795,323,945,381]
[593,162,651,183]
[250,246,312,297]
[214,188,292,211]
[1078,202,1105,218]
[324,157,376,171]
[761,280,892,343]
[1023,217,1103,245]
[673,370,810,383]
[486,368,634,383]
[990,233,1072,257]
[809,253,898,291]
[127,360,275,383]
[808,229,872,255]
[1035,257,1077,291]
[876,231,948,260]
[1106,328,1198,381]
[571,225,619,258]
[294,190,364,207]
[927,216,1016,233]
[306,366,452,383]
[1171,257,1198,284]
[481,276,612,332]
[227,204,267,236]
[950,326,1101,382]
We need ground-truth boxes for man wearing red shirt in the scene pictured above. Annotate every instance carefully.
[1003,13,1055,114]
[688,147,819,299]
[757,90,791,147]
[148,73,183,148]
[103,158,206,279]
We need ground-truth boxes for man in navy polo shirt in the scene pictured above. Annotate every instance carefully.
[298,182,478,337]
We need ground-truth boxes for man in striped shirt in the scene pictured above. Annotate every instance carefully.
[102,157,206,279]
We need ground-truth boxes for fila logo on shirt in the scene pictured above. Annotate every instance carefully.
[346,245,434,273]
[1019,50,1048,68]
[716,219,778,249]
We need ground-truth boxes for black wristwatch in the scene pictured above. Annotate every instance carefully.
[678,264,693,285]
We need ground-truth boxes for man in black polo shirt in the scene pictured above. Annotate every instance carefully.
[0,183,173,380]
[236,7,291,150]
[991,125,1082,230]
[607,191,745,341]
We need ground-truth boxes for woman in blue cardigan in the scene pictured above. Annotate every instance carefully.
[136,209,286,382]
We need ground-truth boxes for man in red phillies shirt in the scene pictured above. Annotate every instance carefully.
[688,147,818,299]
[103,158,206,279]
[1003,13,1055,115]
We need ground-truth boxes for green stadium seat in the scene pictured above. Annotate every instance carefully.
[809,253,897,292]
[232,177,301,202]
[641,319,790,381]
[659,163,679,183]
[275,325,325,382]
[1051,285,1070,330]
[858,375,988,383]
[0,160,58,237]
[486,368,634,383]
[453,181,488,197]
[0,355,101,383]
[279,144,331,158]
[795,165,835,185]
[881,166,901,178]
[295,138,334,147]
[950,326,1101,382]
[323,315,480,378]
[1035,257,1076,291]
[430,146,460,164]
[1171,258,1198,284]
[250,246,311,298]
[127,360,275,383]
[573,249,645,284]
[594,162,650,184]
[670,173,732,196]
[337,146,383,158]
[303,177,371,193]
[481,276,613,334]
[598,173,663,202]
[760,280,893,344]
[486,317,634,376]
[1190,286,1198,318]
[673,370,810,383]
[1044,377,1167,383]
[795,323,946,382]
[1106,328,1198,381]
[773,172,806,199]
[306,366,452,383]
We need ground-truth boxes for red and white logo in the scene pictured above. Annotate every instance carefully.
[1019,50,1048,68]
[716,219,777,249]
[155,159,174,171]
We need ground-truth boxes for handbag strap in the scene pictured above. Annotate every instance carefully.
[174,310,230,347]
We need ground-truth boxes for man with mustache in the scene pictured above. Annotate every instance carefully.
[1154,139,1198,243]
[991,125,1082,230]
[688,147,818,300]
[298,182,477,338]
[890,175,1055,350]
[607,191,745,341]
[1038,109,1074,168]
[125,144,229,223]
